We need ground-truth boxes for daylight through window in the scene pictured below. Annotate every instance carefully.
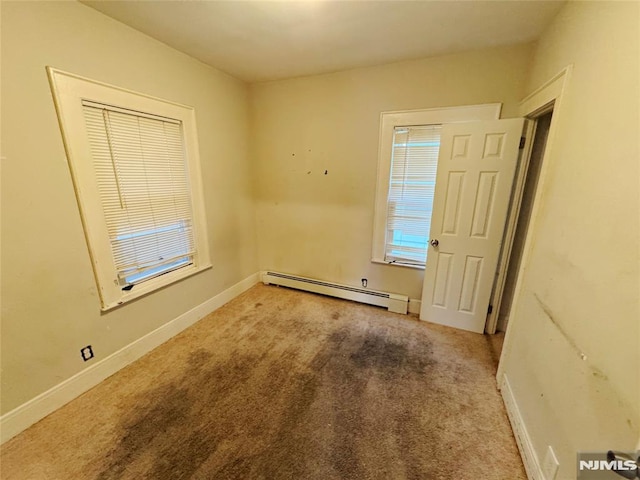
[83,102,195,288]
[371,104,500,269]
[48,68,211,310]
[385,125,441,265]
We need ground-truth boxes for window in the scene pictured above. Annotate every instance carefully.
[48,68,211,310]
[372,105,502,268]
[82,103,195,287]
[386,125,441,265]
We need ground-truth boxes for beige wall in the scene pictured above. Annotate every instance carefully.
[0,1,257,414]
[250,44,533,300]
[500,2,640,477]
[5,4,637,473]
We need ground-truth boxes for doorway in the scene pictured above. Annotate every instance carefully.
[497,110,553,332]
[495,65,572,382]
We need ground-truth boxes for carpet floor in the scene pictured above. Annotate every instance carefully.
[1,284,526,480]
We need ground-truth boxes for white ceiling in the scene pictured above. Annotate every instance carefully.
[82,0,565,83]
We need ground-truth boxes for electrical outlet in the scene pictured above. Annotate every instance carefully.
[81,345,94,362]
[361,278,368,288]
[542,445,559,479]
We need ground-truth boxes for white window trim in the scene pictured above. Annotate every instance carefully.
[47,67,211,310]
[371,104,502,268]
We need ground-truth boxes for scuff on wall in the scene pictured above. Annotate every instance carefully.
[534,293,612,384]
[534,293,586,360]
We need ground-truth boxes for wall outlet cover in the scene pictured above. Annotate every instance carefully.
[81,345,94,362]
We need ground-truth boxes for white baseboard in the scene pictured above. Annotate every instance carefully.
[0,272,260,445]
[500,374,545,480]
[408,298,421,314]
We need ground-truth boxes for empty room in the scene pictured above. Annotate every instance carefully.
[1,1,638,479]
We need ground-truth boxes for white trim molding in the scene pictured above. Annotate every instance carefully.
[0,272,260,444]
[500,374,545,480]
[519,66,573,118]
[408,298,422,315]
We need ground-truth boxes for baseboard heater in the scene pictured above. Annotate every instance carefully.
[261,271,408,314]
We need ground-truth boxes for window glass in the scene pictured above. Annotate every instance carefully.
[83,104,195,288]
[385,125,441,265]
[47,68,211,310]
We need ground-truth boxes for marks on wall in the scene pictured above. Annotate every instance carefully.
[534,293,611,385]
[532,292,640,438]
[534,293,583,359]
[290,148,329,177]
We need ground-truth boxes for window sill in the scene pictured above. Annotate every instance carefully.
[371,258,425,270]
[100,263,212,311]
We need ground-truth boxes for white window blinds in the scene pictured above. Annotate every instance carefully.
[82,102,195,287]
[385,125,441,265]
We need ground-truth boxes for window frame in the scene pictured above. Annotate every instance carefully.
[47,68,211,310]
[371,104,502,269]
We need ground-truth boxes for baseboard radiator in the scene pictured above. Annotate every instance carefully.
[261,271,408,314]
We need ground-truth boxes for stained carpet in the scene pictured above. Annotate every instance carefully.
[1,284,525,479]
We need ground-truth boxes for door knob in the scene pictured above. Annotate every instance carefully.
[430,239,439,247]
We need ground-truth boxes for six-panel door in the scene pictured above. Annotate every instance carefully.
[420,119,524,333]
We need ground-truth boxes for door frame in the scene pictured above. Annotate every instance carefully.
[495,65,573,379]
[484,117,537,334]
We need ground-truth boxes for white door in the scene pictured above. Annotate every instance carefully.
[419,119,524,333]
